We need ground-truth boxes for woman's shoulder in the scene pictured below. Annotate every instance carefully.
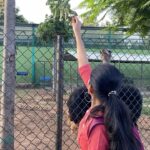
[79,108,91,125]
[87,116,105,136]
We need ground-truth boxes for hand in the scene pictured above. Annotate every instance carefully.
[100,49,111,63]
[71,16,82,35]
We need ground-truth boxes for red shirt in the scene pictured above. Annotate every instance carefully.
[78,64,92,87]
[77,64,144,150]
[77,109,109,150]
[78,64,109,150]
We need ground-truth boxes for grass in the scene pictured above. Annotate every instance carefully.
[144,98,150,104]
[142,106,150,116]
[0,46,150,87]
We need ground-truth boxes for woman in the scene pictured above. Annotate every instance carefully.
[67,48,110,131]
[71,16,144,150]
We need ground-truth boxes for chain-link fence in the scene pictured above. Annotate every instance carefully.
[0,23,150,150]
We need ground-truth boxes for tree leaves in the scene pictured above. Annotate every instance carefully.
[79,0,150,36]
[37,0,77,42]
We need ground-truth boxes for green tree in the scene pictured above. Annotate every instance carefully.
[0,8,28,24]
[79,0,150,36]
[37,0,77,42]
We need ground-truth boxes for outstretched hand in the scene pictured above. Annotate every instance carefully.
[101,49,111,64]
[71,16,82,35]
[71,16,89,67]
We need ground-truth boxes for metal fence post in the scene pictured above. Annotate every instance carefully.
[55,35,64,150]
[108,29,112,49]
[52,38,57,93]
[31,24,35,84]
[0,0,16,149]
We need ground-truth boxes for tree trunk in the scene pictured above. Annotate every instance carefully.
[0,0,16,149]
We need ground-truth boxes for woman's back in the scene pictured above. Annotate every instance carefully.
[78,109,109,150]
[78,113,144,150]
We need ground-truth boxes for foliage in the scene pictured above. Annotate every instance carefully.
[37,16,72,43]
[37,0,77,42]
[0,8,28,24]
[78,0,150,36]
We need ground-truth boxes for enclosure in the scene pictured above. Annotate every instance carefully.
[0,24,150,150]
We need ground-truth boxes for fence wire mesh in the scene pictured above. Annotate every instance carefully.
[0,24,150,150]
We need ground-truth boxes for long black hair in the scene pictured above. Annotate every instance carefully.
[89,64,141,150]
[67,86,91,124]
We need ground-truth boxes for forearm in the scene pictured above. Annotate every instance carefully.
[74,31,89,68]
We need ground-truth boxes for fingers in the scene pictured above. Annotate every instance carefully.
[71,16,82,35]
[100,49,111,56]
[71,17,74,23]
[71,16,80,24]
[71,16,77,24]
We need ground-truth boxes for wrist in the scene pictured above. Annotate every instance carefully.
[74,32,81,39]
[74,29,81,36]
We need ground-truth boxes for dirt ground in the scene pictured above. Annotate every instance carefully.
[1,88,150,150]
[138,116,150,150]
[14,88,79,150]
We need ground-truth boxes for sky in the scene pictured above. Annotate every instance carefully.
[16,0,83,24]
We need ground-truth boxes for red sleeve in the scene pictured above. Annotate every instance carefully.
[88,125,109,150]
[78,64,92,87]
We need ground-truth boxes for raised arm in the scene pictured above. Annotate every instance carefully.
[71,16,89,68]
